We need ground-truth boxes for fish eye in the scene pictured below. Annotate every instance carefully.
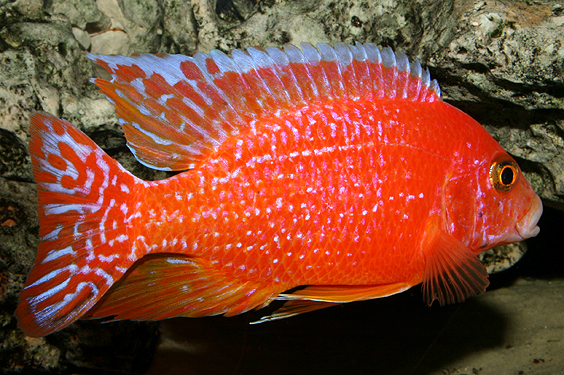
[490,156,519,193]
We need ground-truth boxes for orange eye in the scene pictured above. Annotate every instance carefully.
[490,156,519,193]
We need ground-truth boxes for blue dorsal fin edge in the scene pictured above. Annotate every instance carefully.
[87,43,441,171]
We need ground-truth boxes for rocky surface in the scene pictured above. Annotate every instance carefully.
[0,0,562,374]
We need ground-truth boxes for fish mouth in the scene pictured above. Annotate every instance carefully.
[507,195,543,243]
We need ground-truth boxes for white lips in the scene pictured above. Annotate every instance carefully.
[515,195,543,240]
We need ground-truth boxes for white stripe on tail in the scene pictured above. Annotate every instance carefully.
[17,113,142,336]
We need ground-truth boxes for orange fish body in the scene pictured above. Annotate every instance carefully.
[17,43,542,336]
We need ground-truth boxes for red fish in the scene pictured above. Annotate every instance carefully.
[17,42,542,337]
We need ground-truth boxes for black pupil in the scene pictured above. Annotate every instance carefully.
[501,166,514,185]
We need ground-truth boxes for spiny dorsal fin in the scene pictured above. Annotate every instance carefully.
[88,43,440,171]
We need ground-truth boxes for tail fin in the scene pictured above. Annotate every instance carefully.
[17,113,141,336]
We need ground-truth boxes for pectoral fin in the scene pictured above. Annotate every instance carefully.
[421,222,489,306]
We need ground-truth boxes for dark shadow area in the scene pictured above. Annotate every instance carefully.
[488,204,564,290]
[146,290,507,375]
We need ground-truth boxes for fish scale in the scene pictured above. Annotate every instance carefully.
[130,100,469,288]
[17,42,542,336]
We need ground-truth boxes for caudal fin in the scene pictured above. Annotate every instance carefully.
[17,113,141,336]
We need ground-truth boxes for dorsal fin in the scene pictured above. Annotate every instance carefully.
[88,42,440,171]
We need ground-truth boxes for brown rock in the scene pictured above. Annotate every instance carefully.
[0,0,561,373]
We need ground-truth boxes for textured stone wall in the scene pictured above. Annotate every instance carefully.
[0,0,562,373]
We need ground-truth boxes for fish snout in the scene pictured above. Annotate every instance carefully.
[515,194,543,240]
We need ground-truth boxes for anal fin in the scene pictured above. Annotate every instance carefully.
[84,254,276,321]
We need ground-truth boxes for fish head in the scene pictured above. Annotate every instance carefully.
[444,150,542,253]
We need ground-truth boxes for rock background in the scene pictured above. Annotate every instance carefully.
[0,0,562,373]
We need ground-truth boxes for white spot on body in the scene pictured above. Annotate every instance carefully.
[116,234,128,243]
[30,277,71,305]
[41,225,63,242]
[44,203,93,216]
[26,264,79,289]
[98,254,119,263]
[43,246,75,263]
[166,257,192,264]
